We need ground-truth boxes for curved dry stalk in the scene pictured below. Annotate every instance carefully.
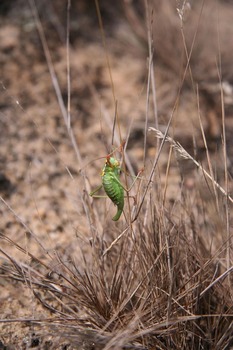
[149,127,233,204]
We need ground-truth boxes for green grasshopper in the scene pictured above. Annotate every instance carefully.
[89,155,124,221]
[90,153,142,221]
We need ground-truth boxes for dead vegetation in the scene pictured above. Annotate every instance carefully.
[0,0,233,349]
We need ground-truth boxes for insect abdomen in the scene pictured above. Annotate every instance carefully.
[102,172,124,221]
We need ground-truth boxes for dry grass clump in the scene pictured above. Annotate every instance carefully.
[1,172,232,350]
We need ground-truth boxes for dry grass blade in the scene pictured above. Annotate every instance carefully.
[149,127,233,204]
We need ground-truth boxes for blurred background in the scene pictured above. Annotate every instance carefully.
[0,0,233,348]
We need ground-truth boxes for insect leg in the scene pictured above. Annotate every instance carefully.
[112,168,144,193]
[126,168,144,192]
[89,184,103,197]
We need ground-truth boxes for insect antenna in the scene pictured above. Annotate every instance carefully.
[111,100,118,147]
[78,141,126,172]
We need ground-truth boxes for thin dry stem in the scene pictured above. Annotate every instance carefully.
[149,127,233,204]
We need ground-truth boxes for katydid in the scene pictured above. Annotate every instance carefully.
[90,155,124,221]
[89,154,142,221]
